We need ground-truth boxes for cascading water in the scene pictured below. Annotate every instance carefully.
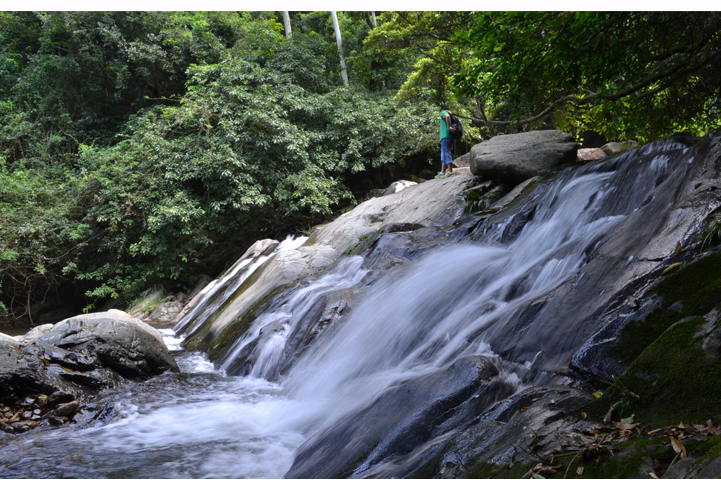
[174,235,308,338]
[0,138,705,478]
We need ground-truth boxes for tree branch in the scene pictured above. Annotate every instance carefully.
[462,46,721,127]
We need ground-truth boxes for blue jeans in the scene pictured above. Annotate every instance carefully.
[441,138,453,165]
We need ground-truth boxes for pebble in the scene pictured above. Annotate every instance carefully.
[36,396,48,408]
[12,420,38,433]
[3,412,12,418]
[21,411,32,420]
[31,415,41,421]
[33,409,41,415]
[47,391,74,408]
[2,425,13,433]
[47,415,67,426]
[54,400,80,417]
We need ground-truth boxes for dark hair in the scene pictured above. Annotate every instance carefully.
[440,105,450,110]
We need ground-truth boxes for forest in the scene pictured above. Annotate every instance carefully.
[1,11,720,324]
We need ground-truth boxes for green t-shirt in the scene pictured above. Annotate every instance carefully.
[440,110,453,140]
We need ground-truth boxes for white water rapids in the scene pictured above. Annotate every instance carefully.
[0,141,693,478]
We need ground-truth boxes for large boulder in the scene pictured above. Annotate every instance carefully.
[1,312,178,404]
[470,130,578,182]
[32,312,178,380]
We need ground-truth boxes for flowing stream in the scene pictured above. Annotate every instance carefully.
[0,139,700,478]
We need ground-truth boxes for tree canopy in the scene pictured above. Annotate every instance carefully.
[1,11,720,322]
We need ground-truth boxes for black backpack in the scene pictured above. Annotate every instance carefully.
[448,112,463,140]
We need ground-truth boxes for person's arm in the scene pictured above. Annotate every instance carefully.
[444,113,456,132]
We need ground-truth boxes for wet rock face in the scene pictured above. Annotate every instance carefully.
[1,312,178,405]
[286,356,501,479]
[470,130,578,182]
[402,386,596,479]
[33,313,179,380]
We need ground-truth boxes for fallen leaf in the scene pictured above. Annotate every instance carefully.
[593,391,603,399]
[531,474,546,479]
[581,412,587,419]
[620,415,636,424]
[673,242,682,256]
[603,405,615,424]
[661,263,683,276]
[695,182,703,189]
[577,466,584,475]
[670,437,687,458]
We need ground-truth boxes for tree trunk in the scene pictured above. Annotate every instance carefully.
[282,11,292,39]
[331,11,348,86]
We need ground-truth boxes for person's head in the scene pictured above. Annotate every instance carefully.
[440,105,450,111]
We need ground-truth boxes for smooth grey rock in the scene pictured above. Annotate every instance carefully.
[21,324,54,343]
[3,313,177,405]
[34,312,178,380]
[148,301,183,323]
[0,332,20,344]
[492,176,541,209]
[600,140,638,156]
[470,130,578,182]
[381,180,417,197]
[453,152,471,168]
[127,289,164,316]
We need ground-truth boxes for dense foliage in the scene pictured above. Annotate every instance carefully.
[2,11,720,322]
[0,12,437,320]
[368,12,721,141]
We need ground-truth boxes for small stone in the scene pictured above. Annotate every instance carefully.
[3,411,12,418]
[19,396,35,407]
[21,411,32,420]
[31,415,41,421]
[47,391,74,408]
[12,420,38,433]
[36,395,48,408]
[47,415,67,426]
[54,400,80,417]
[2,425,14,434]
[577,148,607,162]
[33,409,41,415]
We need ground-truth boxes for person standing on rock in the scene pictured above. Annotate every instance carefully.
[436,105,457,178]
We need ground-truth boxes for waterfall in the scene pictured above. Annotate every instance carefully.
[174,235,308,338]
[0,137,704,479]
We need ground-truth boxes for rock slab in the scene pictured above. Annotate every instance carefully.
[1,312,178,404]
[470,130,578,182]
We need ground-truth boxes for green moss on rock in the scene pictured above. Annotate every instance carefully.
[610,251,721,366]
[208,284,292,361]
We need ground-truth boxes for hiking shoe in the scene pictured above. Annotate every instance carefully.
[445,172,456,178]
[434,172,445,178]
